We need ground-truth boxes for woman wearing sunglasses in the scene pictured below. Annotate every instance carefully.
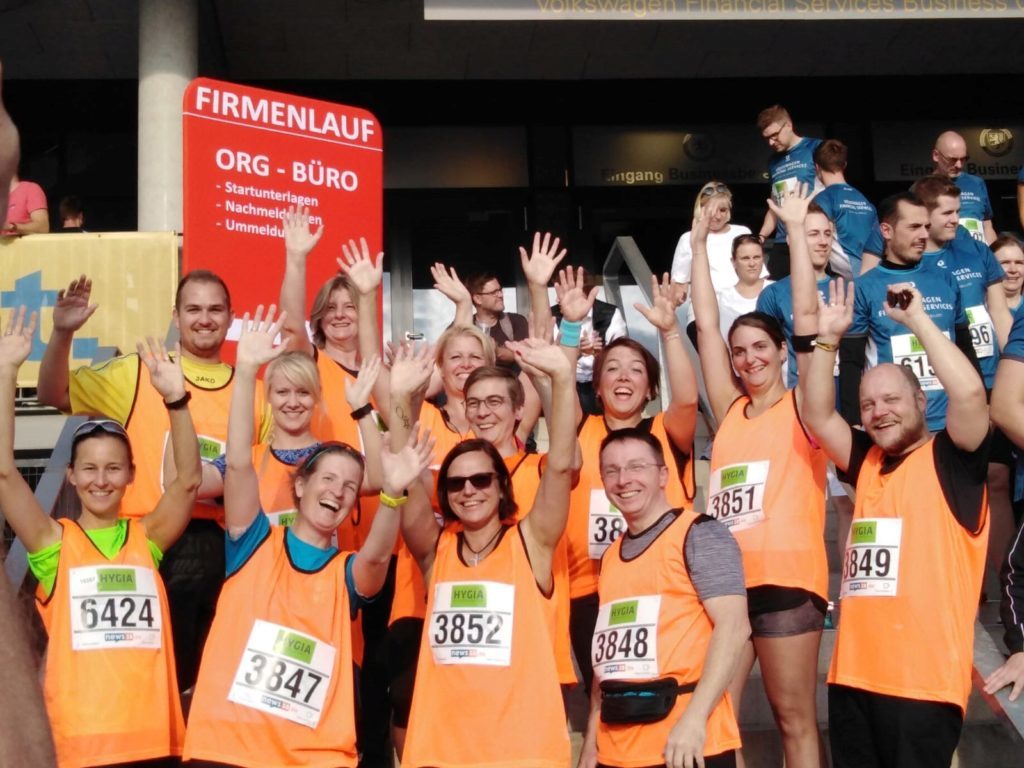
[0,306,201,768]
[183,306,433,768]
[400,332,577,768]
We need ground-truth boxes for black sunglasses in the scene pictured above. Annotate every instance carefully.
[443,472,497,494]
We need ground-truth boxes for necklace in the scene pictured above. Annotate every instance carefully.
[464,526,503,566]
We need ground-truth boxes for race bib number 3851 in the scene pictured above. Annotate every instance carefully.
[69,565,162,651]
[229,620,336,729]
[708,461,769,532]
[429,581,515,667]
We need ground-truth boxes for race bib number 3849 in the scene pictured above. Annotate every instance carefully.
[229,620,336,729]
[69,565,162,651]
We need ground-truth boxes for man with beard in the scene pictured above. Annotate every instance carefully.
[839,192,978,432]
[37,268,270,695]
[800,276,990,768]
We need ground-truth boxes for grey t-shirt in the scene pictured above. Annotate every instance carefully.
[618,511,746,602]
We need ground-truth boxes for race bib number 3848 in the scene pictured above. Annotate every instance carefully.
[69,565,162,651]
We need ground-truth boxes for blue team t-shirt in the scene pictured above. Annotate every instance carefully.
[756,274,834,389]
[1004,309,1024,361]
[952,172,992,240]
[848,260,966,431]
[768,137,822,240]
[813,183,884,278]
[923,237,1005,388]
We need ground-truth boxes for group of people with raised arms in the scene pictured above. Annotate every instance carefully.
[5,104,1024,768]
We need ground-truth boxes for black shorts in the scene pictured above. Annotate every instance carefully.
[747,585,826,638]
[828,684,962,768]
[990,425,1015,467]
[385,617,423,728]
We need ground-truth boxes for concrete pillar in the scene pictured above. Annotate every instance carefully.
[137,0,197,232]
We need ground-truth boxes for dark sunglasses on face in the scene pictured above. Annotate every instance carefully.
[443,472,497,494]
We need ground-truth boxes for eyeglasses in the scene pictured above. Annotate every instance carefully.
[762,122,790,143]
[599,461,663,482]
[443,472,497,494]
[73,419,129,440]
[936,149,969,165]
[465,395,509,412]
[699,183,730,198]
[474,288,503,298]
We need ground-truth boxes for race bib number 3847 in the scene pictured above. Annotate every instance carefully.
[69,565,162,651]
[229,620,336,729]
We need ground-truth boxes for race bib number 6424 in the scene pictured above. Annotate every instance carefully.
[69,565,162,651]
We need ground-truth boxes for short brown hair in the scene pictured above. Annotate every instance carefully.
[756,105,791,131]
[813,139,848,173]
[466,272,500,296]
[175,270,231,312]
[465,365,525,409]
[909,175,961,212]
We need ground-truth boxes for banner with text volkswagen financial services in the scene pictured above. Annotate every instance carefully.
[183,78,383,335]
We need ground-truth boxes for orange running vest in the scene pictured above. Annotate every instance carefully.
[828,438,988,711]
[403,525,570,768]
[184,525,359,767]
[709,391,828,599]
[596,512,741,765]
[568,412,696,599]
[122,359,262,522]
[37,519,184,768]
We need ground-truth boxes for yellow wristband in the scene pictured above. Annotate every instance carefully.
[813,338,839,352]
[379,491,409,508]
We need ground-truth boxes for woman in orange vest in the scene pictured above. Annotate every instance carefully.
[566,266,701,699]
[400,331,578,768]
[0,306,201,768]
[183,306,433,768]
[690,190,828,768]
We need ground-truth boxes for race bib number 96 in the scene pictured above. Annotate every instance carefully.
[69,565,162,651]
[229,620,336,728]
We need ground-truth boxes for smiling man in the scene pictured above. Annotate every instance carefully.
[839,192,978,432]
[466,271,529,368]
[37,270,270,693]
[932,130,996,244]
[579,428,748,768]
[800,278,989,768]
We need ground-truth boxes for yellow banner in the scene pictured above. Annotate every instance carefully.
[0,232,179,388]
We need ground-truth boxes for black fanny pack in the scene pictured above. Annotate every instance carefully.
[599,677,698,724]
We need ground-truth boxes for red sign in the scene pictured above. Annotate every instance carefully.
[183,78,382,320]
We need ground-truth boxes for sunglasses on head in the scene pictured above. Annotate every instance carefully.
[699,183,729,197]
[443,472,497,494]
[72,419,129,440]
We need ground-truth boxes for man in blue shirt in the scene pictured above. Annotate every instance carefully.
[813,139,885,279]
[840,192,978,432]
[756,104,822,279]
[932,130,996,244]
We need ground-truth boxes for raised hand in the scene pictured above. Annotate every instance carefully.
[690,203,713,246]
[283,205,324,259]
[137,337,187,402]
[519,231,567,287]
[634,273,681,334]
[882,282,925,329]
[380,425,436,497]
[0,306,37,370]
[554,266,599,323]
[766,181,812,228]
[345,354,381,410]
[817,278,855,341]
[430,263,472,306]
[235,304,288,371]
[389,342,435,398]
[52,275,98,333]
[507,336,571,380]
[338,236,384,296]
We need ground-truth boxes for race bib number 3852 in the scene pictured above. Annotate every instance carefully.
[429,581,515,667]
[69,565,162,651]
[229,620,336,729]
